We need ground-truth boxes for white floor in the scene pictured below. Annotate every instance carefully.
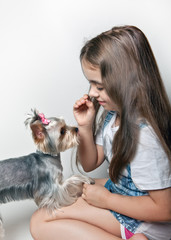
[1,200,37,240]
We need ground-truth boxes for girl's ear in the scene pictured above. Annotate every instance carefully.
[30,122,45,142]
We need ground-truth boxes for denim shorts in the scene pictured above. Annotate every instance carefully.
[104,178,142,233]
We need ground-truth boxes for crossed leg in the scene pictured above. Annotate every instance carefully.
[30,179,148,240]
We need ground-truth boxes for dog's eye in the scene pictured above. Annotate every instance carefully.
[60,127,66,135]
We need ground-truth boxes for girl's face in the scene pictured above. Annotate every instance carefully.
[81,60,118,111]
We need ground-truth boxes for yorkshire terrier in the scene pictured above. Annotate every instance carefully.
[0,109,94,239]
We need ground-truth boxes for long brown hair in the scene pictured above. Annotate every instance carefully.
[80,25,171,182]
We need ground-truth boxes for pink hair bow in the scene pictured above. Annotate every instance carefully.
[38,113,51,125]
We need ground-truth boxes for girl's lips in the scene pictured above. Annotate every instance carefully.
[98,101,105,105]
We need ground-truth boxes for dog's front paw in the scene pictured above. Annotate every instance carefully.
[71,174,95,185]
[81,176,95,185]
[88,177,95,185]
[63,174,94,198]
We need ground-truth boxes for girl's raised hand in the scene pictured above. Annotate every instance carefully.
[73,94,95,128]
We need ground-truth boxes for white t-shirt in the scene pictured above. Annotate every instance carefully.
[96,113,171,191]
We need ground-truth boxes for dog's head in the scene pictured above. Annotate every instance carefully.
[25,109,78,155]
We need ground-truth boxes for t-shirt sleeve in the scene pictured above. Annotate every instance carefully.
[131,126,171,191]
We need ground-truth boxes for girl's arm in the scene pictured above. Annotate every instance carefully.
[73,95,105,171]
[78,131,104,172]
[106,187,171,222]
[83,184,171,222]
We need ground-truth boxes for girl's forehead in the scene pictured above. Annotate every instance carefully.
[81,59,98,70]
[81,60,102,83]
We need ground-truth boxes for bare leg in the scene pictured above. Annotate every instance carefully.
[30,179,148,240]
[30,198,148,240]
[30,197,121,237]
[30,218,147,240]
[31,219,121,240]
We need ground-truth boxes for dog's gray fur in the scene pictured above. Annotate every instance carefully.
[0,109,93,239]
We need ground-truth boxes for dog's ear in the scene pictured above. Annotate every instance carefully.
[30,122,45,142]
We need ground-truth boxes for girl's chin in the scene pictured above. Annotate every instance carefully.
[98,101,115,111]
[102,105,111,111]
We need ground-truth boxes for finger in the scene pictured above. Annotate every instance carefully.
[83,183,89,188]
[73,99,86,109]
[85,99,94,108]
[77,98,87,106]
[75,100,82,106]
[73,103,79,109]
[82,186,86,194]
[83,94,89,100]
[82,193,86,199]
[82,186,86,193]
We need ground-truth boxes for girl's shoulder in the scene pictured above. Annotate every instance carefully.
[138,123,161,148]
[131,124,171,190]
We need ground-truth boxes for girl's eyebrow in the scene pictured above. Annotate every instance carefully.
[88,80,103,85]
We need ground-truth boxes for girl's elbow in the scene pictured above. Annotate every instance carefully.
[167,208,171,222]
[159,208,171,222]
[162,204,171,221]
[82,163,97,172]
[82,166,94,172]
[30,211,40,240]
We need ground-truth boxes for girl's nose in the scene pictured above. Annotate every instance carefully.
[89,86,99,98]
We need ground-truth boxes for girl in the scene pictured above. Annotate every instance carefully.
[30,26,171,240]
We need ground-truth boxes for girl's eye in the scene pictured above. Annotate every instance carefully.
[60,127,66,135]
[97,87,104,91]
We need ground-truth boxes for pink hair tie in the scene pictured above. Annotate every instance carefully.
[38,113,51,125]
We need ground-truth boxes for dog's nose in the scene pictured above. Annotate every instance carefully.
[75,127,78,133]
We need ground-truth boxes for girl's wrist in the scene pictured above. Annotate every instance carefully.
[104,191,117,210]
[77,125,93,133]
[77,125,94,141]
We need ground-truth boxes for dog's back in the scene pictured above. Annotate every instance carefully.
[0,152,62,203]
[0,154,38,203]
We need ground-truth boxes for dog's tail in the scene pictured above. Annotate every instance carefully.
[0,217,5,240]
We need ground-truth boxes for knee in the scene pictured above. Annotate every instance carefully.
[30,210,42,240]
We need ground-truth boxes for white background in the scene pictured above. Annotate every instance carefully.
[0,0,171,239]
